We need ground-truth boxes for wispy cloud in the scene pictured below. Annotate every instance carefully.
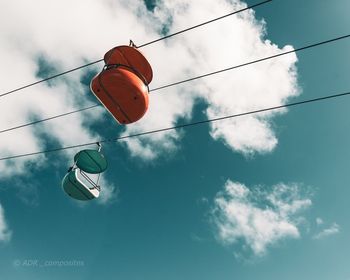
[211,180,311,256]
[0,203,12,243]
[97,176,119,205]
[313,222,340,240]
[316,217,324,225]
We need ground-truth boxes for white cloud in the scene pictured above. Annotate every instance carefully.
[211,180,311,256]
[122,0,299,158]
[313,222,340,240]
[97,176,119,205]
[0,0,140,203]
[0,204,12,243]
[316,217,324,225]
[0,0,299,202]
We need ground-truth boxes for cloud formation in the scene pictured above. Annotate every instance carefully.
[313,221,340,240]
[125,0,299,157]
[211,180,311,256]
[316,217,324,225]
[96,176,119,205]
[0,204,11,243]
[0,0,299,203]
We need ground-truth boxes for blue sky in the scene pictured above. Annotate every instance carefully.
[0,0,350,279]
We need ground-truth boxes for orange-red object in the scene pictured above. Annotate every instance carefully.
[90,45,153,124]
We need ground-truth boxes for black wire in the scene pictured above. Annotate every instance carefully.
[0,60,104,98]
[150,34,350,92]
[137,0,272,48]
[0,104,100,134]
[1,33,349,135]
[1,90,350,161]
[0,0,271,98]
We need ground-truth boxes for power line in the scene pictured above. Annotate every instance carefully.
[0,104,100,134]
[0,0,272,98]
[1,33,349,135]
[1,89,350,161]
[0,60,104,98]
[137,0,272,48]
[150,34,350,92]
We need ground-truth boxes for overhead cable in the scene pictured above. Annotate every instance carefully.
[1,89,350,161]
[1,33,349,135]
[0,0,272,98]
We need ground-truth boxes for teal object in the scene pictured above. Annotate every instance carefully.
[74,149,108,174]
[62,170,100,201]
